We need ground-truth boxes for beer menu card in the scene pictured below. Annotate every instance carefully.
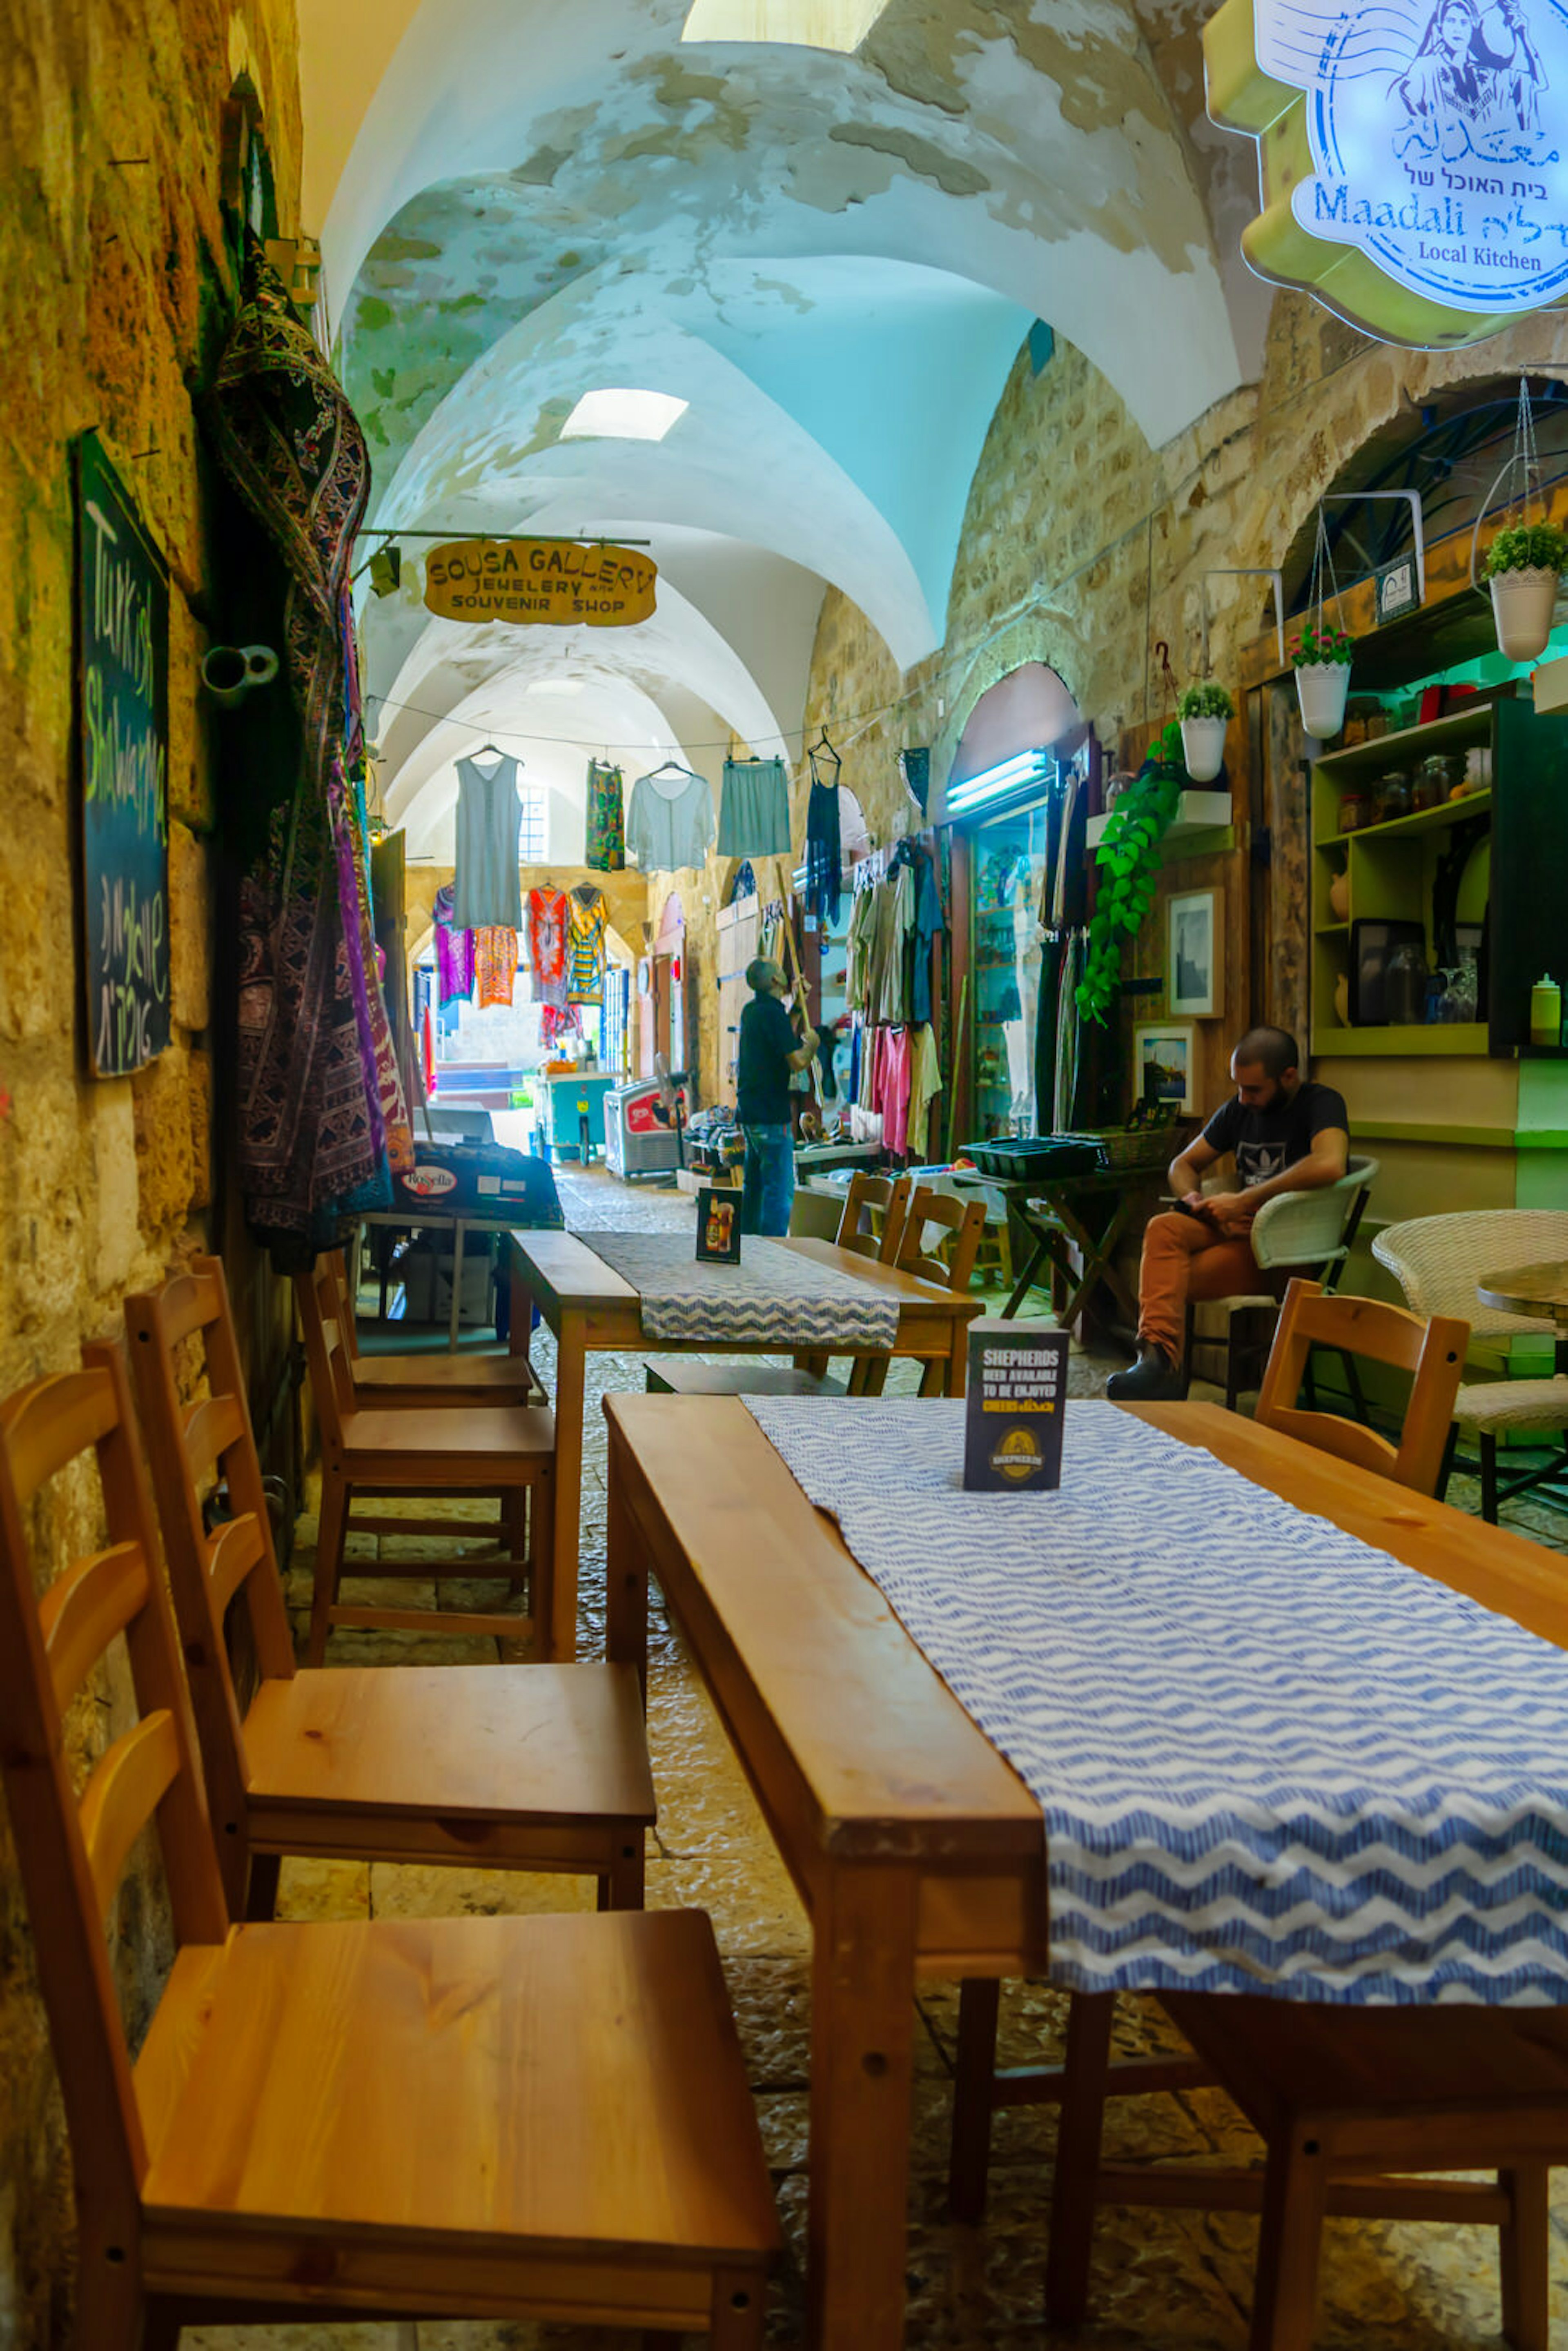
[963,1320,1069,1492]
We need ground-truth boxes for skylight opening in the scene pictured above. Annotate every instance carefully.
[680,0,889,51]
[560,389,689,443]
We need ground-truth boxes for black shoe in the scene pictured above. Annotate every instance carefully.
[1105,1343,1188,1402]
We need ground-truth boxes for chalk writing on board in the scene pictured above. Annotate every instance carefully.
[75,434,170,1077]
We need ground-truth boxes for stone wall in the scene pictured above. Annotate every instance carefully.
[0,4,302,2339]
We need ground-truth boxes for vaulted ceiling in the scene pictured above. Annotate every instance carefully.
[305,0,1266,861]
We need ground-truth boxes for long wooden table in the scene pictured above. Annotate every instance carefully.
[602,1393,1568,2351]
[510,1229,981,1660]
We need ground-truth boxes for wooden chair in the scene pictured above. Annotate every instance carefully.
[0,1346,779,2351]
[293,1255,555,1664]
[1254,1278,1468,1496]
[833,1169,912,1263]
[1038,1986,1558,2351]
[324,1247,546,1406]
[125,1259,654,1921]
[851,1187,987,1396]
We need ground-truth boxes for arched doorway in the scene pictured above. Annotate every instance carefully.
[943,664,1095,1146]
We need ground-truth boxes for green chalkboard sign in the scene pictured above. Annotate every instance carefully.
[75,432,171,1077]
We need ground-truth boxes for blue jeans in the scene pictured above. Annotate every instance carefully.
[741,1124,795,1236]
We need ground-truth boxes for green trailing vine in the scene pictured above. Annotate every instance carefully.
[1075,719,1186,1027]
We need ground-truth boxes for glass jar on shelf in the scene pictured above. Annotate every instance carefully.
[1337,784,1373,835]
[1385,939,1430,1026]
[1411,755,1448,812]
[1372,769,1412,825]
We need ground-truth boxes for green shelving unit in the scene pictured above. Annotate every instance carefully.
[1311,694,1568,1059]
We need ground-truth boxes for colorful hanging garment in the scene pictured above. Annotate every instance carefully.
[205,236,410,1263]
[567,885,607,1005]
[474,927,519,1009]
[432,882,474,1006]
[527,886,570,1011]
[586,759,626,872]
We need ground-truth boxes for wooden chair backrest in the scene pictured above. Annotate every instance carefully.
[0,1345,228,2235]
[1254,1278,1469,1496]
[324,1248,362,1361]
[124,1260,298,1912]
[293,1258,360,1447]
[834,1171,911,1264]
[897,1188,988,1293]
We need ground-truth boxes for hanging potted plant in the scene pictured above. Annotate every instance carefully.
[1481,521,1567,662]
[1291,617,1356,739]
[1175,681,1233,784]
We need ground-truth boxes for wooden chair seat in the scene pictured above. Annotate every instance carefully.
[134,1910,780,2329]
[644,1362,846,1399]
[334,1399,555,1474]
[127,1263,644,1919]
[241,1660,653,1872]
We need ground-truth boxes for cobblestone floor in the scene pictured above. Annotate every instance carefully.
[184,1170,1568,2351]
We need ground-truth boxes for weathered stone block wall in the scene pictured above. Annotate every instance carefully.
[0,5,301,2339]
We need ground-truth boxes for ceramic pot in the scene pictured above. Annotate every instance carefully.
[1489,567,1561,662]
[1295,661,1351,739]
[1328,868,1350,921]
[1179,714,1227,784]
[1333,973,1351,1026]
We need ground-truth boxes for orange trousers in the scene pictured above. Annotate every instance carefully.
[1137,1211,1265,1362]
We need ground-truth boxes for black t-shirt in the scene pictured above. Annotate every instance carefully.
[1200,1080,1348,1191]
[737,993,796,1125]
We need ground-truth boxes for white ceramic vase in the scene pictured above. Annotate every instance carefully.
[1294,660,1351,739]
[1489,567,1561,663]
[1179,714,1227,784]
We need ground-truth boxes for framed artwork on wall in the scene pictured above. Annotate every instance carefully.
[1134,1021,1198,1115]
[1167,886,1223,1018]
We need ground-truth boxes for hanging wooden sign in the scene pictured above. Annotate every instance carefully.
[74,432,170,1077]
[423,539,657,627]
[1205,0,1568,346]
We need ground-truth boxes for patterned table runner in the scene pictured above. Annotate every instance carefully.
[746,1396,1568,2007]
[584,1233,900,1350]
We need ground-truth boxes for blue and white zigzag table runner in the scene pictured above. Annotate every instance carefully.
[583,1232,900,1350]
[745,1397,1568,2007]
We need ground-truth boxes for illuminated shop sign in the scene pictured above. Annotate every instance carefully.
[1205,0,1568,343]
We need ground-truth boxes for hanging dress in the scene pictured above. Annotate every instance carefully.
[717,756,790,858]
[453,752,523,929]
[567,885,607,1005]
[527,886,570,1011]
[432,882,474,1007]
[585,759,626,872]
[474,926,519,1009]
[803,750,842,926]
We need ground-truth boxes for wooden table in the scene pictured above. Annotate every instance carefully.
[510,1230,982,1659]
[1477,1258,1568,1375]
[603,1393,1568,2351]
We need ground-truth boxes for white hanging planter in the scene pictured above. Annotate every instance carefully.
[1295,661,1351,739]
[1179,714,1227,784]
[1489,567,1561,663]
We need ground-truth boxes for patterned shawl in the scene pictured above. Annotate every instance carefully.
[205,238,410,1261]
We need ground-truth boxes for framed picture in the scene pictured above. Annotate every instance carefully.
[1134,1022,1198,1115]
[1167,886,1223,1018]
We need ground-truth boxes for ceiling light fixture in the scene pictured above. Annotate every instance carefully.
[681,0,890,50]
[560,389,689,443]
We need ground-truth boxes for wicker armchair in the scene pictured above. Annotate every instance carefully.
[1187,1155,1379,1411]
[1372,1209,1568,1521]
